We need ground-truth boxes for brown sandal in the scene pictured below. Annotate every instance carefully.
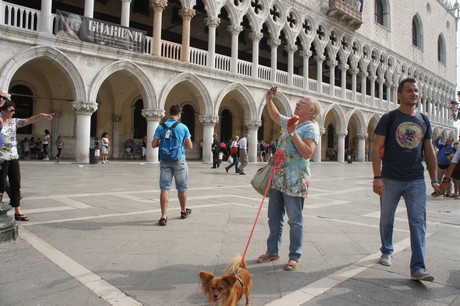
[284,259,299,271]
[158,217,167,226]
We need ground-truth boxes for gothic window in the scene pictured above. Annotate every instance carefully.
[412,15,423,49]
[374,0,390,29]
[438,34,446,64]
[375,0,384,25]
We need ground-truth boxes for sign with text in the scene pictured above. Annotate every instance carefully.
[54,10,146,53]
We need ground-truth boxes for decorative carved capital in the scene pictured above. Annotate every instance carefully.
[357,133,368,139]
[205,17,220,27]
[150,0,168,10]
[199,115,219,125]
[142,108,165,120]
[269,38,281,48]
[179,8,196,19]
[339,64,349,71]
[245,120,262,128]
[249,31,264,41]
[299,50,312,58]
[327,60,338,68]
[314,55,326,63]
[72,101,98,115]
[284,44,298,53]
[227,24,243,35]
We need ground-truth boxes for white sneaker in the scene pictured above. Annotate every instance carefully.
[102,160,106,164]
[380,254,392,266]
[411,268,434,282]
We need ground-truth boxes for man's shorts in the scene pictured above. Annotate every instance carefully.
[159,156,188,192]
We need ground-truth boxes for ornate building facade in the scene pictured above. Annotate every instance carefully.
[0,0,457,163]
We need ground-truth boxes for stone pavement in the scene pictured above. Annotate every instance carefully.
[0,160,459,306]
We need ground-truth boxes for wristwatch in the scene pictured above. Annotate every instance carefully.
[290,132,296,137]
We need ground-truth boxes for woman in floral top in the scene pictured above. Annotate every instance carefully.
[257,87,320,271]
[0,99,54,221]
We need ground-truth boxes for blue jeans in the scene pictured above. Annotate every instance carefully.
[380,178,427,273]
[266,188,305,260]
[159,156,188,192]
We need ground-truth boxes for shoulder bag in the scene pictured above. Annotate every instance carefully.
[251,160,274,197]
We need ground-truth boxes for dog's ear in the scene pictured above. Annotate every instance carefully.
[223,275,238,287]
[199,271,215,284]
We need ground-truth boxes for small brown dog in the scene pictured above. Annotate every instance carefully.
[199,256,252,306]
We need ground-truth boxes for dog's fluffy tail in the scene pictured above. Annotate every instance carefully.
[226,255,247,274]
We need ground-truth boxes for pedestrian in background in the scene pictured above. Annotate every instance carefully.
[55,135,63,163]
[432,135,454,197]
[237,134,249,175]
[101,132,110,164]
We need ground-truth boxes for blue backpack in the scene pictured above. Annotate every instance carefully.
[159,121,181,162]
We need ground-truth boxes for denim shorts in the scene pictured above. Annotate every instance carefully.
[159,156,188,191]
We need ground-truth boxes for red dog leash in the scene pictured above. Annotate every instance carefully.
[241,166,275,265]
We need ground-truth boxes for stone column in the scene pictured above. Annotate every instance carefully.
[337,132,347,163]
[72,101,98,163]
[112,115,122,159]
[249,32,263,78]
[151,0,168,56]
[385,81,392,110]
[121,0,131,27]
[269,38,281,82]
[84,0,94,18]
[377,77,384,108]
[357,133,367,162]
[299,50,312,90]
[142,108,165,162]
[179,8,196,62]
[360,72,368,103]
[312,128,324,163]
[245,120,261,163]
[315,55,325,94]
[39,0,52,34]
[351,68,359,102]
[228,24,243,73]
[339,64,349,99]
[285,44,297,87]
[199,115,219,163]
[369,75,376,106]
[205,17,220,68]
[328,60,338,96]
[391,83,398,108]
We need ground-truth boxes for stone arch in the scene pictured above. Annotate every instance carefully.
[0,45,85,103]
[215,83,257,120]
[348,109,367,134]
[322,103,346,132]
[89,60,157,109]
[160,72,212,115]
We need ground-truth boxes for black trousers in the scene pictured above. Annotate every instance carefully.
[0,160,21,207]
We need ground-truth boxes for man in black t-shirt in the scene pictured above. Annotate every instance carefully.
[371,78,440,282]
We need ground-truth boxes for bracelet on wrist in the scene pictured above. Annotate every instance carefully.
[431,180,440,184]
[373,176,382,179]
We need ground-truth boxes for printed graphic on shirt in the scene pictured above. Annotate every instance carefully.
[395,122,423,149]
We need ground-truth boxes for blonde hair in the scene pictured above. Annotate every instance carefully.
[234,135,239,141]
[306,97,321,121]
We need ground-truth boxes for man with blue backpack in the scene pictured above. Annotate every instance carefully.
[152,105,193,226]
